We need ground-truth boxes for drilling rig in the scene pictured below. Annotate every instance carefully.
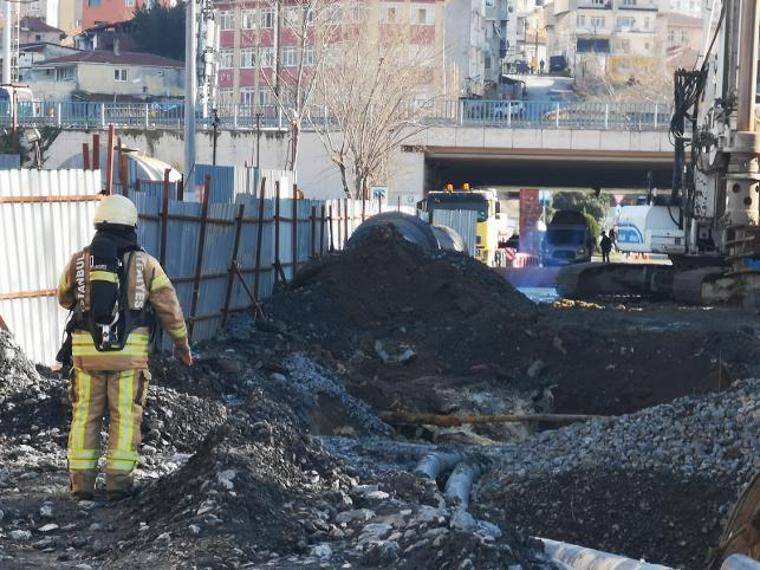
[557,0,760,307]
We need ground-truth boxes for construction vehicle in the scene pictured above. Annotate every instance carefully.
[557,0,760,307]
[417,184,501,266]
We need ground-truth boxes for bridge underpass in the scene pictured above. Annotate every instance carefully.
[422,148,674,192]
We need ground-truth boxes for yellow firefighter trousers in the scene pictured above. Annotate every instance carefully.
[67,368,150,493]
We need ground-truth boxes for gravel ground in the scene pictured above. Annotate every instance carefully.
[475,379,760,568]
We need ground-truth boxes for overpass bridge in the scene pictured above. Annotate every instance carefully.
[5,99,675,198]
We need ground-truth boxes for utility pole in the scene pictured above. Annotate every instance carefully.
[184,0,198,188]
[2,0,12,84]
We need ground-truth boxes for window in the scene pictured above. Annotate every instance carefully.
[240,48,255,68]
[681,29,689,42]
[350,4,366,22]
[257,88,271,106]
[304,46,315,66]
[484,53,492,70]
[381,5,398,23]
[240,87,255,106]
[220,49,234,68]
[218,88,233,105]
[260,47,275,68]
[219,11,235,31]
[260,8,274,28]
[643,16,650,29]
[35,34,41,41]
[242,10,257,29]
[114,68,127,81]
[55,66,74,81]
[616,16,635,30]
[668,29,675,44]
[622,0,637,5]
[125,0,135,7]
[282,46,297,67]
[412,6,432,25]
[617,39,630,52]
[590,16,605,28]
[284,6,299,27]
[88,0,101,6]
[576,14,586,26]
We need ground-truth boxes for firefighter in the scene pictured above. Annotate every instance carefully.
[57,195,193,501]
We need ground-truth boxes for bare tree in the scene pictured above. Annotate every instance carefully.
[574,55,672,104]
[311,7,441,198]
[237,0,340,171]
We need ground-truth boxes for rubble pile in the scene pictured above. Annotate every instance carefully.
[0,328,555,568]
[476,379,760,568]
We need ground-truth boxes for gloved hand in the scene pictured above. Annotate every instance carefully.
[174,345,193,367]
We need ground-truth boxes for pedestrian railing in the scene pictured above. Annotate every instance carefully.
[0,99,674,132]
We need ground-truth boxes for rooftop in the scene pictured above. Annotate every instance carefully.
[43,50,184,68]
[19,16,66,36]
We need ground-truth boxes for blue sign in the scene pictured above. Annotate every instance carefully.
[617,223,644,244]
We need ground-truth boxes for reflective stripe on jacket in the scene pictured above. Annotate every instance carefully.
[58,249,189,371]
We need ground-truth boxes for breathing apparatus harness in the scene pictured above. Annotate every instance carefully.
[57,226,154,369]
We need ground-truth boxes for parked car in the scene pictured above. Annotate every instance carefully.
[464,100,526,121]
[549,55,568,73]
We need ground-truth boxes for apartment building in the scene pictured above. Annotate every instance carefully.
[545,0,663,76]
[215,0,446,108]
[513,0,547,68]
[669,0,701,18]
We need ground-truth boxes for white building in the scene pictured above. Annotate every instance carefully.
[669,0,702,18]
[445,0,490,96]
[545,0,664,77]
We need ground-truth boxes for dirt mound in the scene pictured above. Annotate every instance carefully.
[267,225,536,361]
[265,226,542,418]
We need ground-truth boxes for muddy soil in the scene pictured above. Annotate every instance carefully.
[265,227,760,423]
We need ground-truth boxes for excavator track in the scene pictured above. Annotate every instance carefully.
[710,471,760,568]
[555,262,674,300]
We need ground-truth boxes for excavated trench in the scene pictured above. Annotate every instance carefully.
[2,228,760,568]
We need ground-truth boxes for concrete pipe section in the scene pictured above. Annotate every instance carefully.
[347,212,467,254]
[542,538,675,570]
[721,555,760,570]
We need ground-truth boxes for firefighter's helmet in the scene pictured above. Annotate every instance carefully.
[94,195,138,227]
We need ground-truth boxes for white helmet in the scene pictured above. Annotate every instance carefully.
[94,195,138,227]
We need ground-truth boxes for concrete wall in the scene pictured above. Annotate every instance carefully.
[43,125,670,200]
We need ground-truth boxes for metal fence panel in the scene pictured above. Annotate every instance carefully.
[0,154,20,169]
[195,164,236,203]
[432,209,478,257]
[0,169,101,364]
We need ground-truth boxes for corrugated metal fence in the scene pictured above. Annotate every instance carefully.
[432,209,478,257]
[0,167,390,364]
[0,154,21,170]
[0,169,102,364]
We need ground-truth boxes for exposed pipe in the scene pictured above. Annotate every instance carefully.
[413,451,464,480]
[721,555,760,570]
[444,461,482,510]
[542,538,674,570]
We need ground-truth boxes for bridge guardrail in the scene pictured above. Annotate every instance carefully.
[0,99,673,132]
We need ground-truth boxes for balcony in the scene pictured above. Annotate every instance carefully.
[577,0,613,9]
[617,0,659,10]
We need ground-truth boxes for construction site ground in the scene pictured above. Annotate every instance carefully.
[1,227,759,569]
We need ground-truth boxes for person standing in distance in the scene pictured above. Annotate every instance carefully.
[57,194,193,501]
